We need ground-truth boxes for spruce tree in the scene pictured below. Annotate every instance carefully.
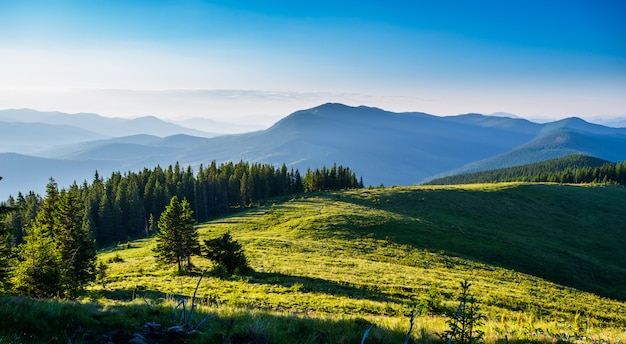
[12,180,63,297]
[55,186,97,298]
[12,182,96,298]
[180,199,200,269]
[0,177,17,289]
[204,232,249,275]
[11,223,62,297]
[154,196,199,272]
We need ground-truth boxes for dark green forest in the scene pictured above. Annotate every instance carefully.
[2,161,362,248]
[426,154,626,185]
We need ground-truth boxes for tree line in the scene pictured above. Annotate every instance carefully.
[0,161,361,297]
[425,154,626,186]
[2,161,362,249]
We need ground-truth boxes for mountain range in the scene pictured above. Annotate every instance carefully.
[1,104,626,199]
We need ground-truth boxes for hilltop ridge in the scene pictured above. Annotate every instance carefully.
[2,104,626,198]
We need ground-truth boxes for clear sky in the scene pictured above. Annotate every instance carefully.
[1,0,625,126]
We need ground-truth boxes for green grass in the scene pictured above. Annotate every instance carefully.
[2,183,626,343]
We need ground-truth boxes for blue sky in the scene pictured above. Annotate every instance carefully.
[0,0,624,126]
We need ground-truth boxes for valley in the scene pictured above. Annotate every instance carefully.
[2,183,625,343]
[2,104,626,199]
[1,103,625,343]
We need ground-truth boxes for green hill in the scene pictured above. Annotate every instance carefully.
[2,183,626,343]
[426,154,616,185]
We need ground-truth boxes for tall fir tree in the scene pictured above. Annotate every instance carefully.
[180,198,200,269]
[0,177,17,290]
[55,185,97,298]
[153,196,199,272]
[11,223,62,297]
[12,179,63,297]
[12,182,96,298]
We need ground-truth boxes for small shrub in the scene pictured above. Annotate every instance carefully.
[440,280,485,344]
[204,233,250,276]
[230,319,271,344]
[291,282,305,292]
[95,261,108,288]
[420,285,443,315]
[107,254,124,263]
[209,262,229,278]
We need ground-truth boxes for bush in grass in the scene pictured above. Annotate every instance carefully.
[440,280,485,344]
[203,233,250,276]
[420,285,443,315]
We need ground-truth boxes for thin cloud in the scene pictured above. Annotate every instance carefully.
[0,88,439,126]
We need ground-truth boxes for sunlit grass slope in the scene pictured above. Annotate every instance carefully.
[2,183,625,343]
[90,183,626,341]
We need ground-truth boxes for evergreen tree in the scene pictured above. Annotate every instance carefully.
[1,177,18,290]
[204,232,249,275]
[441,281,485,344]
[12,183,96,298]
[54,185,97,298]
[11,180,63,297]
[148,213,157,235]
[153,196,199,272]
[11,223,62,297]
[180,199,200,269]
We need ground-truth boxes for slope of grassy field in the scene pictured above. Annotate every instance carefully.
[1,183,625,343]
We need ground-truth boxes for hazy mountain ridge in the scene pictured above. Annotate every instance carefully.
[593,116,626,128]
[0,121,109,154]
[431,120,626,179]
[1,104,625,198]
[0,153,119,196]
[0,109,218,139]
[172,117,265,134]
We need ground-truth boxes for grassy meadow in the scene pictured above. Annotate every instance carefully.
[1,182,625,343]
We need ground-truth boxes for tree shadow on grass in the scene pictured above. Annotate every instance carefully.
[95,288,163,303]
[0,293,411,343]
[0,294,567,344]
[336,187,626,301]
[245,270,411,304]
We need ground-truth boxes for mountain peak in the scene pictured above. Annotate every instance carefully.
[541,116,619,135]
[304,102,353,114]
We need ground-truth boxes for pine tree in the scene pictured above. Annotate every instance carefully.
[1,177,18,289]
[441,281,485,344]
[154,196,199,273]
[180,199,200,269]
[55,186,97,298]
[12,182,96,298]
[11,180,63,297]
[11,223,62,297]
[204,232,249,275]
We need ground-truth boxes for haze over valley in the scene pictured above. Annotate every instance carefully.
[1,103,625,199]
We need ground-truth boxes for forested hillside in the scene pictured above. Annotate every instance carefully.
[3,183,625,343]
[426,154,625,185]
[2,162,362,248]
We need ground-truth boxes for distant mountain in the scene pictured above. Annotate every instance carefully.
[598,117,626,128]
[1,103,626,198]
[172,117,265,134]
[198,104,543,186]
[0,121,108,154]
[0,109,217,141]
[0,153,119,197]
[430,117,626,180]
[488,111,523,119]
